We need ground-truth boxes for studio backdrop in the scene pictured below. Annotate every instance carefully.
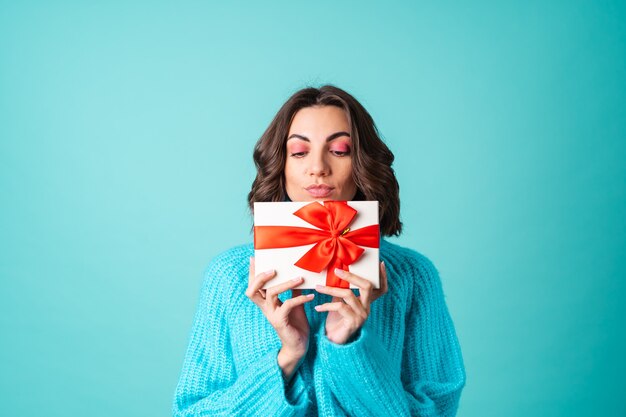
[1,1,624,416]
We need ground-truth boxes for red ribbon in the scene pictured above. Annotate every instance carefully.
[254,201,379,288]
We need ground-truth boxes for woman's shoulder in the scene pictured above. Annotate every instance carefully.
[379,239,444,298]
[380,239,438,275]
[193,243,254,317]
[206,243,254,271]
[201,243,254,289]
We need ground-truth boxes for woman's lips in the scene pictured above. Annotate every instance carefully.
[305,185,334,198]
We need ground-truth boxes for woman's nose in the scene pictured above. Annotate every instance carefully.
[307,151,330,176]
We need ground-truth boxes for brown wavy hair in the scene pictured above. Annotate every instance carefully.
[247,85,402,236]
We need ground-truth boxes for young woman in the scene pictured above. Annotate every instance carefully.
[173,85,465,416]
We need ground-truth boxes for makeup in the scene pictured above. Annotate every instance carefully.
[329,141,351,154]
[287,143,309,156]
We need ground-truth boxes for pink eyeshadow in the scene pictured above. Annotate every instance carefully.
[288,144,309,154]
[330,142,351,153]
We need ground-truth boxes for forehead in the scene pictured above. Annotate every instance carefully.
[288,106,350,134]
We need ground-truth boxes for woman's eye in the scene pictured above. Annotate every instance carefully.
[330,150,350,157]
[290,151,307,158]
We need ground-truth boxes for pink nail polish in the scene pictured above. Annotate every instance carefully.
[334,268,346,277]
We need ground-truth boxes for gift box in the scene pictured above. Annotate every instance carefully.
[253,200,380,289]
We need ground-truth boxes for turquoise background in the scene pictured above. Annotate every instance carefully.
[1,1,624,416]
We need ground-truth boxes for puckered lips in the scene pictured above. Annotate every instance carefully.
[305,184,334,198]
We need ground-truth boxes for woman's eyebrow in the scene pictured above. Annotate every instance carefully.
[287,131,351,142]
[326,131,351,142]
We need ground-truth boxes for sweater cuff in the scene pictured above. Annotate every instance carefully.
[240,349,310,416]
[277,351,309,409]
[317,325,407,415]
[316,321,367,352]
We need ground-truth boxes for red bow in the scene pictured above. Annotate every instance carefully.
[254,201,379,288]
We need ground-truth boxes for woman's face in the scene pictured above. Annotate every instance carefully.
[284,105,357,202]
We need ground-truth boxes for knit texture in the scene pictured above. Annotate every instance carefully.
[173,239,465,416]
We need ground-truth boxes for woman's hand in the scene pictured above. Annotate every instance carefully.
[245,257,315,379]
[314,261,388,345]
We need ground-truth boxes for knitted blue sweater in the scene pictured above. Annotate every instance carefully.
[173,239,465,416]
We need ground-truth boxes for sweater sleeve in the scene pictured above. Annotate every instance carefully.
[172,252,311,417]
[316,254,465,416]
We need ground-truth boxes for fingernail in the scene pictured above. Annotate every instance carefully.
[292,277,303,282]
[265,269,275,275]
[314,305,322,311]
[381,261,386,271]
[315,284,325,290]
[334,268,346,277]
[306,294,315,299]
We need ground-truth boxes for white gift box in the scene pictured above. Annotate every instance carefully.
[253,201,380,289]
